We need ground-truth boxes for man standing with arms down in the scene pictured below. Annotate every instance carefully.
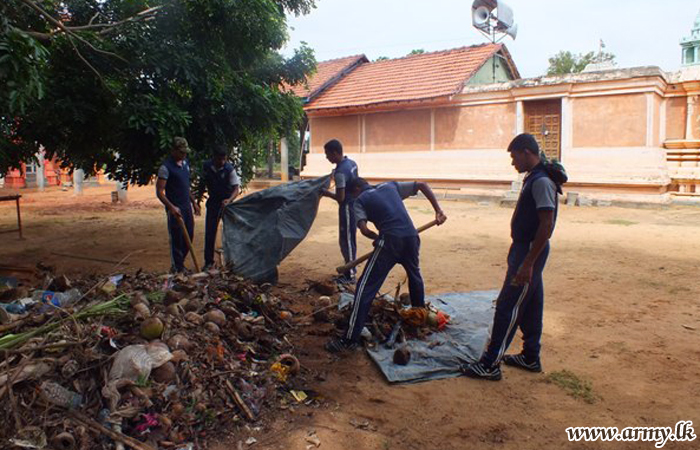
[156,137,201,273]
[325,178,447,353]
[320,139,359,285]
[461,133,566,380]
[197,145,241,270]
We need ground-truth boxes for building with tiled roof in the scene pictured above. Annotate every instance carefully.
[305,43,517,113]
[286,54,368,102]
[300,37,700,201]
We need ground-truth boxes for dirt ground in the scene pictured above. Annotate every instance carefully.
[2,184,700,450]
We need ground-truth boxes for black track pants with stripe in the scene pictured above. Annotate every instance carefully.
[346,235,425,342]
[480,241,550,368]
[167,207,194,273]
[204,199,223,267]
[338,201,358,278]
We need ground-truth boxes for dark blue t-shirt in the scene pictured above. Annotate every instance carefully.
[354,182,418,238]
[201,160,239,203]
[334,157,358,205]
[511,164,558,243]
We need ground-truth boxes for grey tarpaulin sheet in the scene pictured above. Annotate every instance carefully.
[367,290,498,384]
[222,175,330,283]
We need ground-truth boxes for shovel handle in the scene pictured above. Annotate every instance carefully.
[335,219,439,274]
[175,213,200,273]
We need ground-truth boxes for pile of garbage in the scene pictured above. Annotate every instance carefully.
[0,268,302,450]
[307,281,450,365]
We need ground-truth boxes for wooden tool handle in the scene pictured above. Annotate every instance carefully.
[175,214,200,273]
[335,219,439,274]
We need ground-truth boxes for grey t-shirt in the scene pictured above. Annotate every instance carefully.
[157,160,188,180]
[532,177,557,210]
[157,164,170,180]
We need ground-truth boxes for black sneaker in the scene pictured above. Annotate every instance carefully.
[325,338,359,353]
[503,354,542,373]
[460,361,502,381]
[333,275,356,286]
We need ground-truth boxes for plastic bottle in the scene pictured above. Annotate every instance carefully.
[32,288,81,312]
[0,302,26,314]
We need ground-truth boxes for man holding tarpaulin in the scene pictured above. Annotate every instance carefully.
[320,139,359,285]
[156,137,201,274]
[325,178,447,353]
[197,145,241,271]
[461,133,567,381]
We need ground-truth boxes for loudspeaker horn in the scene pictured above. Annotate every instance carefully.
[472,5,491,27]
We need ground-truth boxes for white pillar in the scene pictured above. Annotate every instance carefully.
[646,93,655,147]
[516,100,524,135]
[117,181,128,202]
[430,109,435,151]
[361,115,367,153]
[687,95,697,140]
[36,149,45,192]
[659,98,667,144]
[73,169,84,196]
[560,97,573,163]
[280,137,289,182]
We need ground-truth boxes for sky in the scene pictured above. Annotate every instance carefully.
[282,0,699,78]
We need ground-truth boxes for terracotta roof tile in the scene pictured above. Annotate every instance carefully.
[285,55,368,99]
[305,44,504,112]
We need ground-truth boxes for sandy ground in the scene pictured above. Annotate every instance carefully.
[2,184,700,450]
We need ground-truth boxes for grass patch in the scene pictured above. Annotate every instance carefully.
[545,370,598,404]
[408,206,433,215]
[146,291,166,304]
[605,219,638,226]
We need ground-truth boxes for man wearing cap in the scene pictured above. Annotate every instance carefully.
[461,133,565,381]
[156,137,201,273]
[197,145,241,270]
[325,177,447,353]
[320,139,359,285]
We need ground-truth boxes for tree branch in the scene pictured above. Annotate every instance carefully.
[17,0,128,63]
[87,11,101,26]
[67,35,105,85]
[72,6,162,34]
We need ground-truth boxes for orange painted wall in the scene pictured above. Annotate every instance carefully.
[435,103,515,150]
[365,110,430,152]
[309,116,360,154]
[692,96,700,140]
[665,97,686,141]
[573,94,647,147]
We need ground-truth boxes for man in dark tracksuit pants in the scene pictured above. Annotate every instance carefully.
[156,137,201,273]
[197,145,240,270]
[462,133,560,381]
[325,178,447,353]
[320,139,359,284]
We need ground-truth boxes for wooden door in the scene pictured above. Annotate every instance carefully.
[524,99,561,160]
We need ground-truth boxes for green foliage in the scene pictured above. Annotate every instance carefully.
[546,50,615,75]
[545,369,599,404]
[0,0,317,187]
[407,49,425,56]
[374,56,389,61]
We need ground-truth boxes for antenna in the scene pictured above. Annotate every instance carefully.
[471,0,518,43]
